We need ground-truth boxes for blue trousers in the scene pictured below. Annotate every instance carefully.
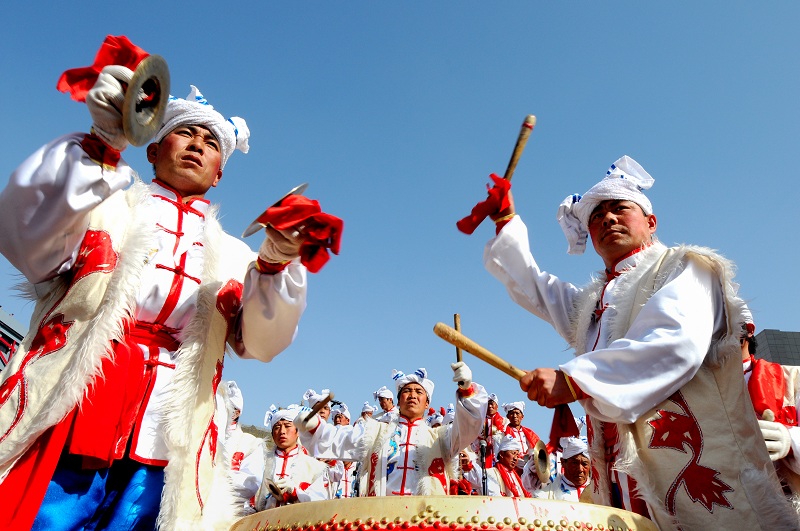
[32,454,164,531]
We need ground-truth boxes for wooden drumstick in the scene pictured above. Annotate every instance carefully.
[503,115,536,182]
[433,322,526,380]
[454,313,463,363]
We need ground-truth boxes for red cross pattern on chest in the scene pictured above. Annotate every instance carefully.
[276,447,299,479]
[391,418,421,495]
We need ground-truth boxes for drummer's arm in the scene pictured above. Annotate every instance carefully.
[297,415,367,461]
[446,382,489,458]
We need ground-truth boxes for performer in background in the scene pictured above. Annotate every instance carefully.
[0,36,340,530]
[295,364,487,496]
[373,385,398,423]
[460,155,796,528]
[256,405,330,510]
[524,436,590,502]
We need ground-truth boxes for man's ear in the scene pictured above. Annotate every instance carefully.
[647,214,657,234]
[146,143,158,163]
[211,169,223,188]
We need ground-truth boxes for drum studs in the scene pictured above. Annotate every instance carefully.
[457,517,466,524]
[503,518,512,525]
[512,525,520,530]
[547,522,555,529]
[471,516,480,524]
[411,516,419,524]
[480,523,489,529]
[441,516,450,524]
[496,524,504,530]
[434,512,442,519]
[426,505,435,513]
[533,521,542,528]
[387,525,395,530]
[487,517,496,524]
[559,522,567,528]
[395,518,403,525]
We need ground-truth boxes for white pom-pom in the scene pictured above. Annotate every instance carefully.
[229,116,250,154]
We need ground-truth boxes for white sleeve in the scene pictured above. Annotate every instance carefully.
[299,420,366,461]
[561,257,724,423]
[444,383,489,460]
[236,260,307,362]
[296,466,331,503]
[231,441,265,506]
[0,133,134,283]
[483,216,581,341]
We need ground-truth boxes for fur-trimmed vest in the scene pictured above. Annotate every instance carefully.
[0,180,255,530]
[569,244,798,529]
[354,418,457,496]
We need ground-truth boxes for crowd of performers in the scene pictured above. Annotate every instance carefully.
[217,372,592,515]
[1,35,800,530]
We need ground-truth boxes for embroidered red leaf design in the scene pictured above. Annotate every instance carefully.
[648,409,699,453]
[681,461,734,512]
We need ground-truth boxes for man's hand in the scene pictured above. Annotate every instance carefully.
[293,410,321,434]
[86,65,134,151]
[490,190,515,221]
[519,369,575,408]
[451,361,472,389]
[259,225,306,264]
[758,419,791,461]
[274,476,298,503]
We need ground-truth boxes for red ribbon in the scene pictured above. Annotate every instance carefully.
[456,174,511,235]
[56,35,150,102]
[254,195,343,274]
[549,404,580,445]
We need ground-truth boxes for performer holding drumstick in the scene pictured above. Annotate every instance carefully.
[454,125,796,528]
[294,363,487,497]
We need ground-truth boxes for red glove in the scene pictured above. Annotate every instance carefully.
[254,195,343,274]
[57,35,149,103]
[456,174,512,235]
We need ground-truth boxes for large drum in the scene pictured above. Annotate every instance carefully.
[230,496,657,531]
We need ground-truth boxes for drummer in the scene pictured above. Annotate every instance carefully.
[295,363,487,496]
[464,436,530,497]
[255,405,331,510]
[524,436,591,502]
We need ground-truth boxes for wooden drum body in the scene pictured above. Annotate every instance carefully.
[231,496,657,531]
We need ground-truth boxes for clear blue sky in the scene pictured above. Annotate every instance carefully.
[0,4,797,437]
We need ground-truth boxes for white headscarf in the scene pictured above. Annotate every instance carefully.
[225,380,244,414]
[392,368,435,402]
[488,393,499,405]
[332,402,351,421]
[263,403,305,432]
[303,388,331,408]
[561,436,589,460]
[362,401,377,414]
[373,386,393,400]
[502,402,525,415]
[557,155,654,255]
[154,85,250,169]
[498,435,523,453]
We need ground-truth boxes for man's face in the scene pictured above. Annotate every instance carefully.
[362,411,373,419]
[497,450,520,469]
[318,404,331,422]
[378,396,394,412]
[487,400,498,416]
[587,200,657,269]
[146,125,223,200]
[506,408,523,428]
[562,453,591,486]
[459,451,471,469]
[333,413,349,426]
[397,383,429,420]
[271,419,298,451]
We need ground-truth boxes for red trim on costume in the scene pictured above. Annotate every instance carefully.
[456,382,477,398]
[496,461,530,497]
[564,374,590,400]
[81,133,121,170]
[256,257,290,275]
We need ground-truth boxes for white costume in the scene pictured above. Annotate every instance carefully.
[218,381,265,515]
[256,406,330,510]
[373,386,398,424]
[0,85,307,529]
[465,436,528,497]
[483,156,796,528]
[301,368,487,496]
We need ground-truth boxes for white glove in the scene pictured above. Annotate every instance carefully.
[274,475,296,494]
[293,409,321,434]
[259,225,305,264]
[86,65,135,151]
[758,419,791,461]
[452,361,472,390]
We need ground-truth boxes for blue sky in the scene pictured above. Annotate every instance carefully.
[0,4,797,437]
